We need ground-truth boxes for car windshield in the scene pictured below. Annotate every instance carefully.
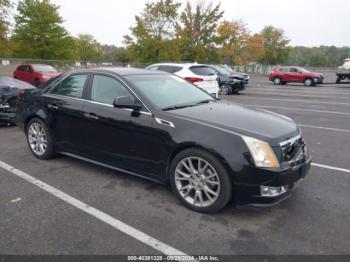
[33,65,57,73]
[126,74,216,110]
[222,65,233,73]
[298,67,310,73]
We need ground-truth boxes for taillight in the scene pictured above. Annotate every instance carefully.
[184,77,204,84]
[16,89,25,105]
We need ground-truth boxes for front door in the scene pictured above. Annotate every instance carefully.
[81,73,161,180]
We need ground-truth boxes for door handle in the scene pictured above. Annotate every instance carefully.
[48,104,59,110]
[84,113,99,120]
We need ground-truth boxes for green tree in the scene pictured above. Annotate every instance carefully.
[217,20,250,65]
[259,25,291,65]
[0,0,12,57]
[124,0,181,63]
[75,34,103,63]
[12,0,76,59]
[176,1,223,63]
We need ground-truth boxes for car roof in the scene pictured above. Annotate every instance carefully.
[148,63,207,68]
[72,67,170,76]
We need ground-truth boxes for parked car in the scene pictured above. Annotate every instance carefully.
[336,58,350,84]
[269,66,323,86]
[207,65,245,95]
[220,64,250,85]
[17,68,311,213]
[146,63,220,98]
[0,77,35,125]
[14,64,60,87]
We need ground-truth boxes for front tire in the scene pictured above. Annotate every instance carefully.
[219,83,231,95]
[26,118,56,160]
[169,148,232,213]
[273,77,281,85]
[304,78,314,87]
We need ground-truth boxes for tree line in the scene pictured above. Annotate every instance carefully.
[0,0,349,67]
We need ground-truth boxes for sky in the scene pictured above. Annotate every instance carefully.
[49,0,350,47]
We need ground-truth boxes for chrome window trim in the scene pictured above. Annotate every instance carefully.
[90,72,152,114]
[44,70,153,116]
[43,93,152,116]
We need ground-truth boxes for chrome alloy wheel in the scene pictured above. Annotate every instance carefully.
[174,157,220,207]
[28,122,48,156]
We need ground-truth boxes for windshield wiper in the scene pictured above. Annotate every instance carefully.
[162,104,197,111]
[196,99,216,105]
[163,100,216,111]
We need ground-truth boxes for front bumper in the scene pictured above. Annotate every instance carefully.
[234,156,312,206]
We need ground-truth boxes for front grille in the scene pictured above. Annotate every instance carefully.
[281,136,306,162]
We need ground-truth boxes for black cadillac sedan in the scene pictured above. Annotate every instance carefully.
[16,68,311,213]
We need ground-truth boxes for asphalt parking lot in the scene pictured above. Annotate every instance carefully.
[1,75,350,257]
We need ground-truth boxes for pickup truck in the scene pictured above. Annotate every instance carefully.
[336,59,350,84]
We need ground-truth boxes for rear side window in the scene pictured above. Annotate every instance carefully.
[50,74,87,98]
[91,75,133,105]
[190,66,216,76]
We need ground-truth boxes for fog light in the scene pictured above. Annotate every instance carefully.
[260,186,287,197]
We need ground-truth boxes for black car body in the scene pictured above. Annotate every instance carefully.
[17,68,311,213]
[208,65,245,95]
[0,77,35,125]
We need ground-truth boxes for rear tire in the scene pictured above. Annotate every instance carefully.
[169,148,232,213]
[26,118,56,160]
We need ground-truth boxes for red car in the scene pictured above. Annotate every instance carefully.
[269,66,324,86]
[14,64,60,87]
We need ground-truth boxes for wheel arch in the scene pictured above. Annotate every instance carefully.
[166,142,235,183]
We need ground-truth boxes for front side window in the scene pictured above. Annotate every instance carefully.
[50,74,87,98]
[91,75,133,105]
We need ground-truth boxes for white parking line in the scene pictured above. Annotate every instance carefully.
[239,96,350,106]
[0,160,189,257]
[245,91,350,100]
[312,163,350,174]
[299,124,350,133]
[243,105,350,116]
[247,87,350,95]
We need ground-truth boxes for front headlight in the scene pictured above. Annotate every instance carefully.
[242,136,280,168]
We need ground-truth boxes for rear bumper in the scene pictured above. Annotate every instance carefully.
[234,156,312,206]
[0,112,16,123]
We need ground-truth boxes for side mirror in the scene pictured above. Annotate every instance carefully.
[113,96,142,111]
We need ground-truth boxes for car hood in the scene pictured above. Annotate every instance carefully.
[167,101,299,144]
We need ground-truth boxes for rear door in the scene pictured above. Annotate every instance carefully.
[188,66,219,96]
[43,73,89,154]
